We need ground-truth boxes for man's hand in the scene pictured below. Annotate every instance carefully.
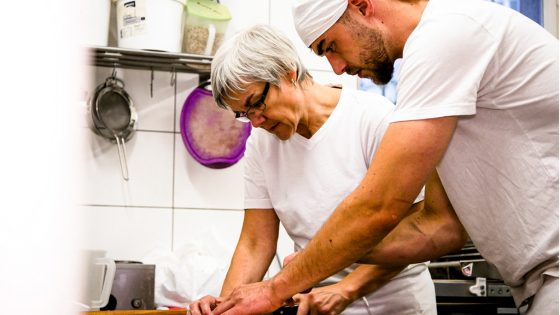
[285,252,352,314]
[293,285,353,315]
[213,279,284,315]
[188,295,221,315]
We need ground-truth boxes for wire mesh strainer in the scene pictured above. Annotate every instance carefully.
[91,71,137,180]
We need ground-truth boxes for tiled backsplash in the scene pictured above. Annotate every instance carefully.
[82,66,249,255]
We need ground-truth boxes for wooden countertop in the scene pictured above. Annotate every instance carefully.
[84,310,186,315]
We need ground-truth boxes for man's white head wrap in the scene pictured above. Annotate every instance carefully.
[292,0,348,47]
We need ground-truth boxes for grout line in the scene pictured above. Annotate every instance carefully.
[134,129,176,134]
[81,203,243,212]
[123,129,183,134]
[172,206,243,212]
[82,204,174,209]
[87,129,180,135]
[171,70,177,252]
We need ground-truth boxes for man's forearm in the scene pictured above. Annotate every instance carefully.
[361,171,468,266]
[336,264,406,300]
[269,119,458,301]
[270,191,411,301]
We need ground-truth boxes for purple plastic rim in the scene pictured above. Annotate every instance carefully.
[180,85,252,169]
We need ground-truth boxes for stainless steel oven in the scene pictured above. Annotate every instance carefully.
[429,242,519,315]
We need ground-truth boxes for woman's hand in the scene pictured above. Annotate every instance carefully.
[188,295,221,315]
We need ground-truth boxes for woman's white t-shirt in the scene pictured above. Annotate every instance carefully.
[244,89,430,314]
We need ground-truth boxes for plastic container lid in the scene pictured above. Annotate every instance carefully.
[180,82,251,169]
[186,0,231,21]
[114,0,186,3]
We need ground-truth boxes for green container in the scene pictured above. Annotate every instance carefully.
[183,0,231,55]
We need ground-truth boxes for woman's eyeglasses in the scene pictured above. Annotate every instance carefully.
[234,82,269,123]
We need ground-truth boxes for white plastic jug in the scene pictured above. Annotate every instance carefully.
[77,249,116,310]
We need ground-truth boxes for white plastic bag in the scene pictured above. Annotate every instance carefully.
[142,233,232,308]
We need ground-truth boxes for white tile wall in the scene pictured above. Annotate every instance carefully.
[83,129,174,207]
[174,73,206,132]
[81,0,361,303]
[80,205,173,261]
[172,208,293,277]
[86,67,200,133]
[174,137,245,210]
[173,209,244,255]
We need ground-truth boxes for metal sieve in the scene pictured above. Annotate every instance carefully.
[91,71,137,180]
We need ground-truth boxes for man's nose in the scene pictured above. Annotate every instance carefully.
[326,54,347,75]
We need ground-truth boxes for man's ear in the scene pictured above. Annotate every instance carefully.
[349,0,373,17]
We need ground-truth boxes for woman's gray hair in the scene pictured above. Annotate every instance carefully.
[211,24,312,109]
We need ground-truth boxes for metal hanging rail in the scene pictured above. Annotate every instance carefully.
[89,46,213,76]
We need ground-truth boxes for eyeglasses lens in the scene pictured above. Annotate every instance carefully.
[233,83,269,123]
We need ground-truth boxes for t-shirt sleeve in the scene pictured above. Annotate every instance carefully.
[359,94,426,203]
[391,13,498,122]
[243,133,274,209]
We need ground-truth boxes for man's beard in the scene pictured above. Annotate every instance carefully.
[345,21,394,84]
[363,54,394,85]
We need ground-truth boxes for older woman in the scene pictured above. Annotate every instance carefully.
[188,24,438,315]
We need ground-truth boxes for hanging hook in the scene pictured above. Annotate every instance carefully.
[106,64,119,86]
[170,68,176,87]
[150,68,154,98]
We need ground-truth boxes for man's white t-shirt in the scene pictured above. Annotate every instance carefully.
[392,0,559,304]
[244,89,432,314]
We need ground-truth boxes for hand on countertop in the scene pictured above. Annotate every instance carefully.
[291,285,353,315]
[83,310,187,315]
[188,294,222,315]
